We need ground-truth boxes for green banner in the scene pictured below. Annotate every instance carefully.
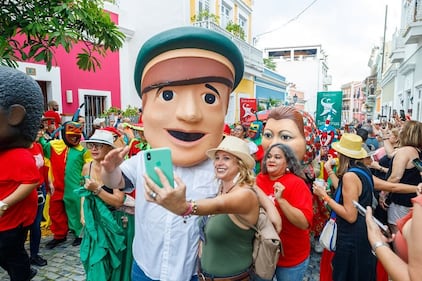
[315,91,342,128]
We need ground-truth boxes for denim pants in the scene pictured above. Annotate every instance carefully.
[274,257,310,281]
[132,261,198,281]
[30,184,46,257]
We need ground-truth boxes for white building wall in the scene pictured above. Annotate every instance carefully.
[108,1,192,109]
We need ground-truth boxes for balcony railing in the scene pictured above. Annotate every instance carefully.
[402,0,422,44]
[192,20,264,72]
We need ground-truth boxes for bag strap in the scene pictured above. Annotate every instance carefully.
[330,185,342,219]
[348,167,374,189]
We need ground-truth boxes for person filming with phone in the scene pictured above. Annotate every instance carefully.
[365,176,422,281]
[312,133,377,281]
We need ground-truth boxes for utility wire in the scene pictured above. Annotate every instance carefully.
[255,0,320,39]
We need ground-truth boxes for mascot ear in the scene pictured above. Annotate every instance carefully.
[8,104,26,126]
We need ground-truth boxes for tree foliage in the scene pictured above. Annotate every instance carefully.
[225,21,245,40]
[263,57,277,71]
[0,0,125,71]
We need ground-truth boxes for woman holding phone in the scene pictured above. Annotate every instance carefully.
[366,182,422,281]
[313,133,376,281]
[144,136,279,280]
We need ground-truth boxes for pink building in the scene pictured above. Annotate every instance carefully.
[15,10,121,131]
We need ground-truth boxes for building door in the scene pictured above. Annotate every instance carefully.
[84,95,107,136]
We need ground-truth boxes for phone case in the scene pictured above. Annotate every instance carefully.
[144,147,174,188]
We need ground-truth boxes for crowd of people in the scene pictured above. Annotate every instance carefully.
[1,25,422,281]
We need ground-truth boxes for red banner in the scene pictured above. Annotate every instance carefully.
[240,98,257,124]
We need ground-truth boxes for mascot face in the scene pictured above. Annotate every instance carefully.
[142,82,230,167]
[133,27,244,167]
[262,118,306,161]
[62,121,82,147]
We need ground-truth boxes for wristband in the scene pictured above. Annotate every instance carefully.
[181,201,193,217]
[372,241,389,256]
[322,195,331,202]
[93,187,102,195]
[182,200,198,223]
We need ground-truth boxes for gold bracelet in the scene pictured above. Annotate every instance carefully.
[191,200,198,215]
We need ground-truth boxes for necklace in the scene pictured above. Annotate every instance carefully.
[220,182,237,195]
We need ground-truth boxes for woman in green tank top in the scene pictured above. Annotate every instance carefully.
[144,136,280,280]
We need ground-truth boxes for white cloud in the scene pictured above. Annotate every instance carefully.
[252,0,402,89]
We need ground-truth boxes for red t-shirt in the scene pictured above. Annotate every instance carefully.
[0,148,40,230]
[256,172,313,267]
[28,142,45,185]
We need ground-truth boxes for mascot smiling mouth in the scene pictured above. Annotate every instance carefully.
[168,130,204,142]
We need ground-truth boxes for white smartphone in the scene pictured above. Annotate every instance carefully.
[144,147,174,188]
[352,200,391,238]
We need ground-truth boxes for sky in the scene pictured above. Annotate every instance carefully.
[252,0,402,90]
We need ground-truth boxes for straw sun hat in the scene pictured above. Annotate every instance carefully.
[332,133,367,159]
[81,129,116,148]
[206,136,255,169]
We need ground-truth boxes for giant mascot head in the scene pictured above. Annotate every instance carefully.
[0,66,44,150]
[133,27,244,167]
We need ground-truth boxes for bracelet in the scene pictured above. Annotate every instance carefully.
[191,200,198,215]
[322,195,331,202]
[93,187,102,195]
[181,201,193,217]
[182,200,198,223]
[372,241,389,256]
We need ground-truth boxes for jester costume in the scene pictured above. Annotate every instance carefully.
[41,122,92,241]
[247,121,264,173]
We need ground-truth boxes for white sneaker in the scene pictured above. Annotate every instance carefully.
[314,240,324,253]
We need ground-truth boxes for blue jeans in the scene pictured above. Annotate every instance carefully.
[274,257,309,281]
[30,184,46,257]
[132,261,198,281]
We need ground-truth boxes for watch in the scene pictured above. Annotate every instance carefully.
[0,201,9,211]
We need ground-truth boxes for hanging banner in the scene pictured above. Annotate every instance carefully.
[240,98,257,124]
[315,91,342,128]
